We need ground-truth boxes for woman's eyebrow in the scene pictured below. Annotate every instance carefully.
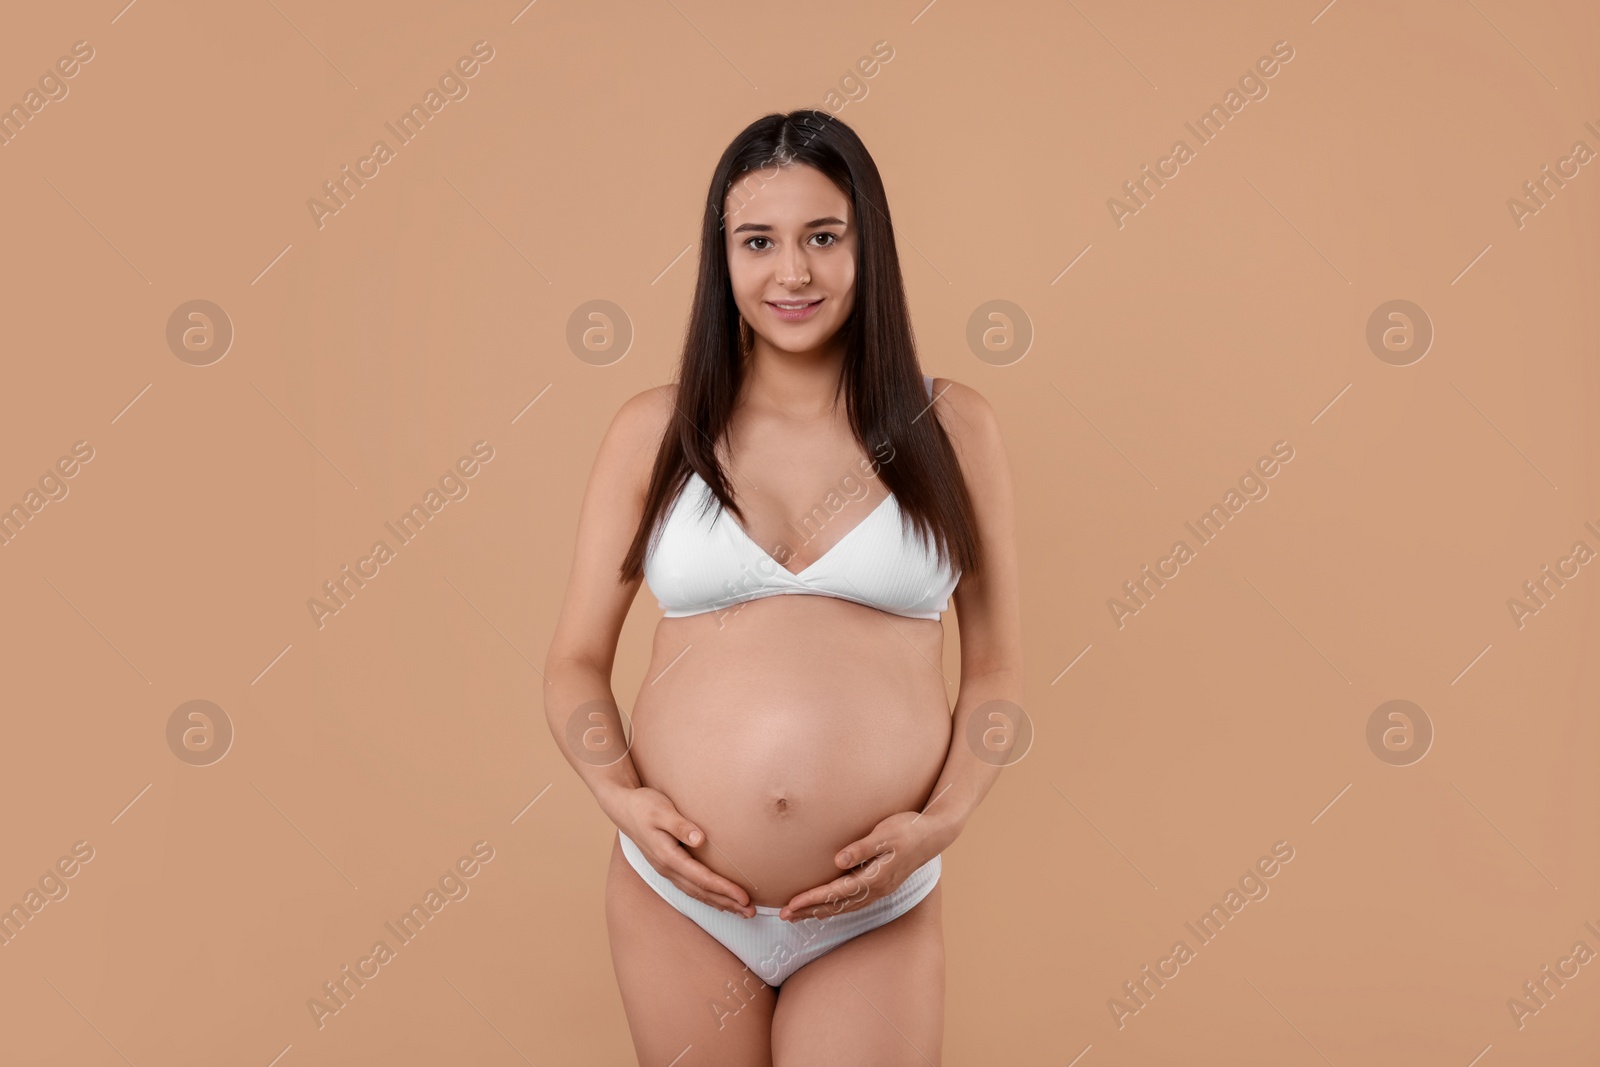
[730,216,847,234]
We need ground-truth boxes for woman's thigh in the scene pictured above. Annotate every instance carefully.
[605,836,777,1066]
[769,880,945,1066]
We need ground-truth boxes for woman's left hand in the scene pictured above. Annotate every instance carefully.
[778,809,957,922]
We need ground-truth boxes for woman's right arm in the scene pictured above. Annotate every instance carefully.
[542,386,755,916]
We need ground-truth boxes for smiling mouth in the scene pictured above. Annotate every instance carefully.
[767,299,822,310]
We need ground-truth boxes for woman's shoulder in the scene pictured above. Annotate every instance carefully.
[588,383,680,502]
[925,375,1004,469]
[608,382,680,448]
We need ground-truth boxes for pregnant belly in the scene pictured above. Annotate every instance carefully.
[629,595,952,908]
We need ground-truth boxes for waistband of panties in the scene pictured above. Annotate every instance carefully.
[616,828,940,917]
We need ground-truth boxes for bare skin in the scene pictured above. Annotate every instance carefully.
[545,162,1022,1065]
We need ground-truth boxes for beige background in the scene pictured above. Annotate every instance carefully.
[1,0,1596,1063]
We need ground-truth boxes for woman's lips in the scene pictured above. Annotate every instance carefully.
[765,298,823,322]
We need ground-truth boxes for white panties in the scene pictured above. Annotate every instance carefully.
[617,829,941,986]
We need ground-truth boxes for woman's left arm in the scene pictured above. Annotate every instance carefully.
[780,379,1024,921]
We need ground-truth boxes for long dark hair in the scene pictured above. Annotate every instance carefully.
[617,108,982,585]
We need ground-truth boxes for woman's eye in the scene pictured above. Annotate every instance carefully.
[743,233,838,252]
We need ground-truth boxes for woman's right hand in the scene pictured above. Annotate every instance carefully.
[613,786,756,918]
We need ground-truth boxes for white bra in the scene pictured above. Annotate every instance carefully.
[644,374,961,621]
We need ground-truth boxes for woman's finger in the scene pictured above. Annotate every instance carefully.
[669,818,704,848]
[639,843,746,913]
[658,863,750,913]
[638,828,754,912]
[780,868,886,921]
[659,850,755,915]
[645,830,750,905]
[663,873,753,916]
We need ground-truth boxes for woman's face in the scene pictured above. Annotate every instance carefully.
[723,163,857,360]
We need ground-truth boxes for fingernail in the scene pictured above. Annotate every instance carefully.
[689,831,702,845]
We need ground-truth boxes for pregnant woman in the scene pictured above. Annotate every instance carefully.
[545,109,1022,1065]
